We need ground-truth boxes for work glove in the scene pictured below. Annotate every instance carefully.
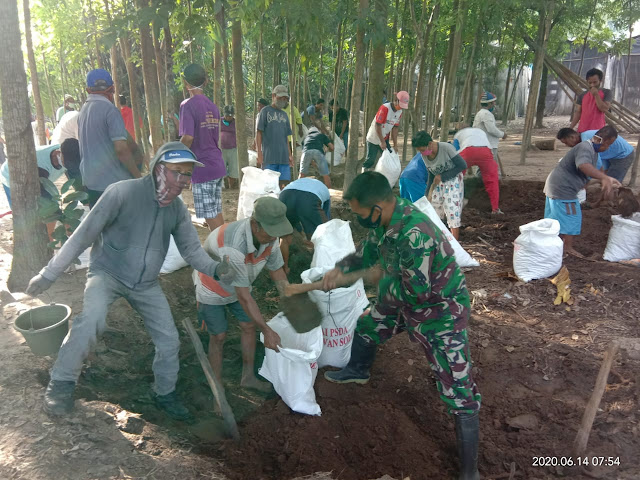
[26,274,54,296]
[214,254,242,284]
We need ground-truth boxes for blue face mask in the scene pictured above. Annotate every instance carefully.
[592,142,601,153]
[489,106,495,113]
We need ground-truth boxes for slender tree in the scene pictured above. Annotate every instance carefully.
[231,18,249,175]
[23,0,46,146]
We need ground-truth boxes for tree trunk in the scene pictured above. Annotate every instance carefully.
[365,0,388,133]
[319,44,323,100]
[163,24,179,136]
[629,133,640,186]
[218,7,232,106]
[42,52,58,126]
[621,19,632,106]
[505,64,523,125]
[413,4,439,133]
[330,20,345,170]
[89,0,103,69]
[152,24,169,142]
[570,3,595,119]
[23,0,46,146]
[343,0,369,191]
[60,39,68,98]
[424,25,439,130]
[103,0,121,108]
[119,36,145,150]
[137,0,163,152]
[521,3,554,165]
[535,64,549,128]
[231,19,248,177]
[0,0,51,290]
[285,19,298,178]
[259,19,265,98]
[387,0,400,95]
[439,0,466,141]
[214,42,222,106]
[502,55,513,124]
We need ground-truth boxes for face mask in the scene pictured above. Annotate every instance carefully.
[222,119,230,126]
[421,149,433,157]
[591,136,603,153]
[357,205,382,229]
[275,99,287,109]
[154,163,191,207]
[489,106,495,113]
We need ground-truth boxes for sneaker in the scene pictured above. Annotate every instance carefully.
[154,391,193,422]
[43,380,76,416]
[324,367,370,385]
[491,208,504,215]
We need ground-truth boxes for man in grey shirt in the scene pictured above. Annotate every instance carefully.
[256,85,293,187]
[543,125,620,256]
[78,69,141,207]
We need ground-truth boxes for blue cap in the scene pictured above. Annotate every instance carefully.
[86,69,114,90]
[152,141,205,168]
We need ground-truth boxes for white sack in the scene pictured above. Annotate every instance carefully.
[603,213,640,262]
[259,313,323,416]
[310,219,357,268]
[236,166,281,220]
[301,267,369,369]
[513,218,563,282]
[374,148,402,188]
[160,235,188,274]
[413,197,479,267]
[248,150,258,167]
[325,134,346,166]
[577,188,587,204]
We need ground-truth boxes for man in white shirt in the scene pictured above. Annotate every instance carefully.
[473,92,507,164]
[51,110,79,145]
[454,128,502,214]
[362,91,409,170]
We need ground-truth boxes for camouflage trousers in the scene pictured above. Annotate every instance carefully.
[356,302,481,415]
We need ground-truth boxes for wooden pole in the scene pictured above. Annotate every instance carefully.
[573,341,619,456]
[182,318,240,440]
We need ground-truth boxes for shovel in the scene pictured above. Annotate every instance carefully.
[281,267,379,333]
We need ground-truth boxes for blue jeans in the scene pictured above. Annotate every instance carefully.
[51,269,181,395]
[264,163,292,181]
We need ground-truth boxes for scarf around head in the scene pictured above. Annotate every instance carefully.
[154,163,190,207]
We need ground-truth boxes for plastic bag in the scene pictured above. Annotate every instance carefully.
[310,219,357,268]
[160,235,188,274]
[374,148,402,187]
[325,134,346,166]
[577,188,587,204]
[248,150,258,167]
[603,213,640,262]
[258,313,323,416]
[413,197,479,267]
[236,166,281,220]
[301,267,368,368]
[513,218,563,282]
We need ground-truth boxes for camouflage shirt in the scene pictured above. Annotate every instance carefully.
[337,196,470,328]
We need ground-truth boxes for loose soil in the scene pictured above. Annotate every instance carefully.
[1,116,639,479]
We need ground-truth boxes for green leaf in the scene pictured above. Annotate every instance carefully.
[63,191,89,203]
[61,178,75,195]
[48,240,60,249]
[66,207,85,220]
[52,225,68,240]
[39,177,61,199]
[63,200,79,214]
[65,218,81,230]
[37,197,61,219]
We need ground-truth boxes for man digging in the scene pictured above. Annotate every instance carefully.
[322,172,481,480]
[26,142,238,421]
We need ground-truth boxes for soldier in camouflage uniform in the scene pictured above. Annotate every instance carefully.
[323,172,481,480]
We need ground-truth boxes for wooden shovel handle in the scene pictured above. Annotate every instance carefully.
[284,268,376,297]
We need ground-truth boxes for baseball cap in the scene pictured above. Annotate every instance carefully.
[252,197,293,238]
[272,85,289,97]
[480,92,497,104]
[86,69,114,90]
[183,64,207,88]
[397,91,410,109]
[153,141,205,168]
[64,94,76,102]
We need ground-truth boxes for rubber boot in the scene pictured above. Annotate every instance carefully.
[43,380,76,416]
[455,412,480,480]
[154,391,194,422]
[324,335,377,384]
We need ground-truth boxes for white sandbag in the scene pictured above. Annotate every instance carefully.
[325,134,346,166]
[236,166,281,220]
[577,188,587,204]
[248,150,258,167]
[513,218,563,282]
[301,267,369,368]
[413,197,479,267]
[258,313,323,416]
[374,148,402,188]
[310,219,356,268]
[160,235,188,274]
[296,124,309,146]
[603,213,640,262]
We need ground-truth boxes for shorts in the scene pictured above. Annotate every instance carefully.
[399,177,427,203]
[264,163,291,181]
[197,302,251,335]
[300,149,329,176]
[222,148,239,179]
[544,196,581,236]
[279,189,328,237]
[192,178,223,219]
[431,173,464,229]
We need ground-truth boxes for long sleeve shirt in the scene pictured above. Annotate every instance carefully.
[473,109,504,149]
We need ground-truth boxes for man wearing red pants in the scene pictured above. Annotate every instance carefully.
[454,128,502,214]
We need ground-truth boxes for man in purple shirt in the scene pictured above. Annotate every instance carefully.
[180,64,226,231]
[220,105,238,189]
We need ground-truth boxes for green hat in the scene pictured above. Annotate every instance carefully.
[183,64,207,88]
[252,197,293,237]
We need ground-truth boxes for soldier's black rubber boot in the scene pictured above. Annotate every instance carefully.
[455,411,481,480]
[43,380,76,416]
[324,335,377,384]
[155,391,194,422]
